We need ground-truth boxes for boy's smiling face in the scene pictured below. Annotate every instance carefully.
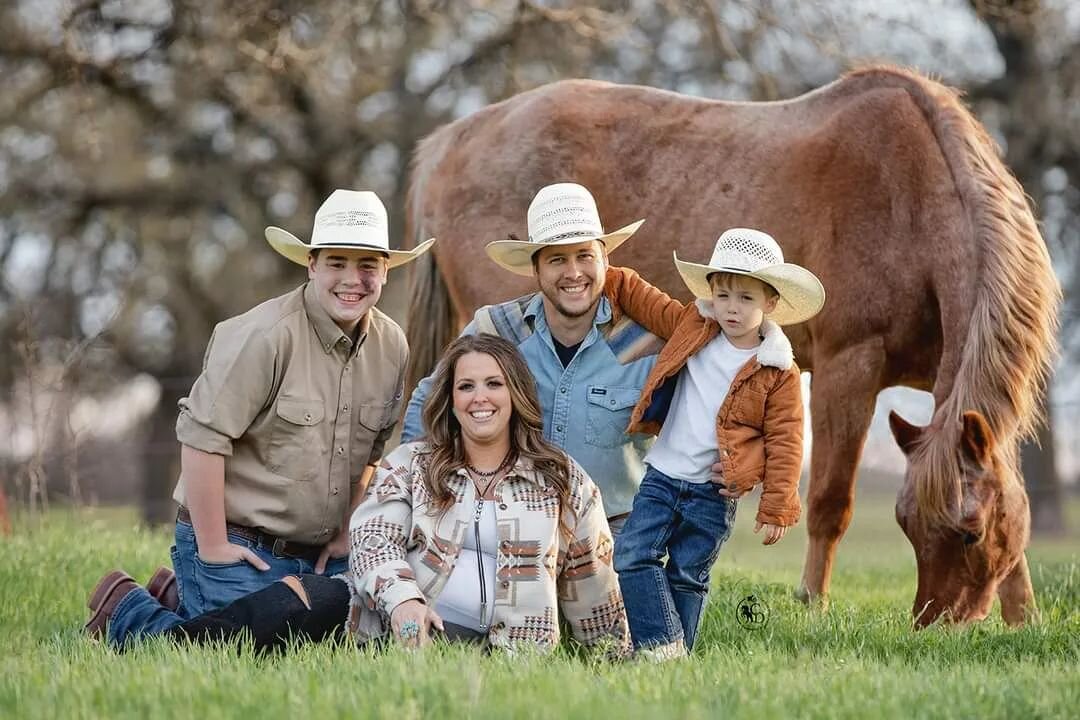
[709,273,779,348]
[307,249,388,333]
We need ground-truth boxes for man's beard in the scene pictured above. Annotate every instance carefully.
[545,290,602,320]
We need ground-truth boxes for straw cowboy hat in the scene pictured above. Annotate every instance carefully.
[485,183,644,276]
[674,228,825,326]
[265,189,434,268]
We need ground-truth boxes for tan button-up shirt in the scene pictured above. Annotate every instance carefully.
[174,282,407,544]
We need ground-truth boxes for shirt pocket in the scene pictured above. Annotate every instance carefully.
[584,385,641,448]
[733,388,766,429]
[357,400,393,432]
[353,399,394,467]
[266,397,325,482]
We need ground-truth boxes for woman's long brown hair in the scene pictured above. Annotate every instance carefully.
[419,334,571,520]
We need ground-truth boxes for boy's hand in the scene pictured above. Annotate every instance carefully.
[754,521,787,545]
[711,462,748,498]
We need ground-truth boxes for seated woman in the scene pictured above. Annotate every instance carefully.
[86,334,629,656]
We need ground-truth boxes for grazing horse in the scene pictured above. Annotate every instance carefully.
[402,66,1059,626]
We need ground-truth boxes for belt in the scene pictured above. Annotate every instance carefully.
[176,506,325,565]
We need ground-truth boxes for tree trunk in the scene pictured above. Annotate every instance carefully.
[1021,392,1065,535]
[969,0,1067,536]
[140,373,191,526]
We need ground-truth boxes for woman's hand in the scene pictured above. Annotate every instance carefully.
[389,599,445,648]
[754,521,787,545]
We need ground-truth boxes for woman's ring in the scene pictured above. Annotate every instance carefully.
[399,620,420,640]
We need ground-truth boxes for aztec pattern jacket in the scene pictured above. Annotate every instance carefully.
[347,441,630,655]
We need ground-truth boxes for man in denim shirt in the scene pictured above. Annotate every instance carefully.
[403,183,664,530]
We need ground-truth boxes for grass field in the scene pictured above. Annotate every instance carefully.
[2,492,1077,720]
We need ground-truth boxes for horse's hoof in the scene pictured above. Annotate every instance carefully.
[794,586,829,611]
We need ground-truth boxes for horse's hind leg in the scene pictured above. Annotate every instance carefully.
[797,339,886,606]
[998,552,1038,626]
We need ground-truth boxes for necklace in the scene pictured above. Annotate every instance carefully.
[470,471,501,500]
[465,450,513,501]
[465,449,513,478]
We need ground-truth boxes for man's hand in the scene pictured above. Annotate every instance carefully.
[389,599,444,648]
[754,522,787,546]
[315,529,351,574]
[198,542,270,570]
[710,462,748,499]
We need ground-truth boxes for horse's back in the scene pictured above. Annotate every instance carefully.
[408,69,999,383]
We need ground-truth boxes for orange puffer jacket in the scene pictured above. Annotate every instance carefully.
[607,267,804,527]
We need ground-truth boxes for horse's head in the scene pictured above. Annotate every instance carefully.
[889,409,1030,627]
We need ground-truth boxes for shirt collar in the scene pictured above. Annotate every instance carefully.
[522,292,613,327]
[303,281,370,356]
[451,453,549,489]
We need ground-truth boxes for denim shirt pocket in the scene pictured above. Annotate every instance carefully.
[584,385,641,448]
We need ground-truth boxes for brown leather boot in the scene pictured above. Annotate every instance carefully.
[85,570,139,640]
[145,567,179,612]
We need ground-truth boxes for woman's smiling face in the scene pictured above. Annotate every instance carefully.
[452,351,513,445]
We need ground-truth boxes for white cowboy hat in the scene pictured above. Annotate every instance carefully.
[265,189,434,268]
[485,183,644,276]
[674,227,825,326]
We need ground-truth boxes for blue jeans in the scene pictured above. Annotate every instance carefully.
[614,465,737,652]
[109,574,351,653]
[107,521,348,649]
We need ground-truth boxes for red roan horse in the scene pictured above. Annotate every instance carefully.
[402,66,1060,626]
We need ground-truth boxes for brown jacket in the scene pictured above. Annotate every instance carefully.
[606,267,804,527]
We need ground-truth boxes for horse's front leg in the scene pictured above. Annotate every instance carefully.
[998,552,1038,626]
[797,338,886,607]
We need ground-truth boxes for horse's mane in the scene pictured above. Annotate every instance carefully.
[844,66,1060,528]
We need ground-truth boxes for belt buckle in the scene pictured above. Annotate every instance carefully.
[272,538,289,558]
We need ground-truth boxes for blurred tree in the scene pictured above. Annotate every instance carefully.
[967,0,1075,534]
[0,0,1074,530]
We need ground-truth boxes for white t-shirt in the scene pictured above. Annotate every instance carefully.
[434,500,498,631]
[645,332,758,483]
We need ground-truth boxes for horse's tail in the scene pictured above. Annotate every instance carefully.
[404,130,458,399]
[845,66,1061,528]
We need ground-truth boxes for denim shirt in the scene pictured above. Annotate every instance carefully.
[402,294,660,517]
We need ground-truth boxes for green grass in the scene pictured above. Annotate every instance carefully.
[2,494,1077,720]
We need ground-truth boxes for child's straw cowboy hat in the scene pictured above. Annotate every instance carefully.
[675,228,825,325]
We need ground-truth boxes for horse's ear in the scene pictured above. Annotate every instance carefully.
[888,411,923,455]
[960,411,995,467]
